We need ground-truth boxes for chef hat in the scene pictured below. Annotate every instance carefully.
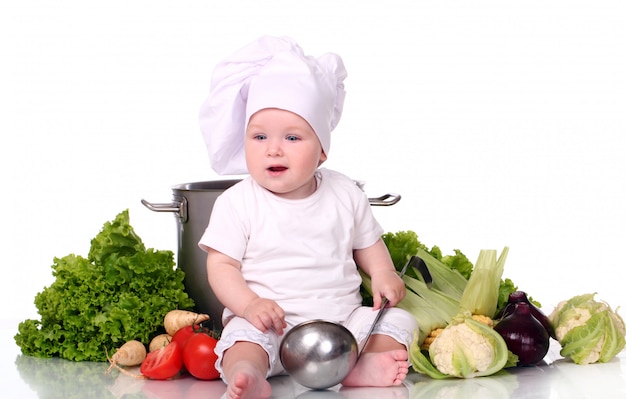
[199,36,347,175]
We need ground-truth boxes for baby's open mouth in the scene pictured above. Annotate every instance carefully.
[268,166,288,172]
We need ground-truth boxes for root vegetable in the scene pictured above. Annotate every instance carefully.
[164,310,210,336]
[106,340,147,374]
[149,334,172,352]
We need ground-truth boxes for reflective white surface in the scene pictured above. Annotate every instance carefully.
[3,320,624,399]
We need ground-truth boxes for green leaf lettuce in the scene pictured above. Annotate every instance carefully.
[14,210,195,362]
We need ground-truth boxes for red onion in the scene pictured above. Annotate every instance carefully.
[498,291,556,339]
[494,302,550,366]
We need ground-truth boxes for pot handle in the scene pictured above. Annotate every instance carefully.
[140,197,188,223]
[368,193,401,206]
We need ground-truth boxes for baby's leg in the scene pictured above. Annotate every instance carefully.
[222,341,272,399]
[341,334,410,387]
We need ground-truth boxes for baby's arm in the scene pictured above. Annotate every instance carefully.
[206,248,286,335]
[354,238,406,310]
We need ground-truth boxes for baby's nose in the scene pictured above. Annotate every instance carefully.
[267,142,283,156]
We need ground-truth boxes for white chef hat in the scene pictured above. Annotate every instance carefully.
[199,36,347,175]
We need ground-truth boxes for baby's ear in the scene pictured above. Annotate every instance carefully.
[319,150,328,164]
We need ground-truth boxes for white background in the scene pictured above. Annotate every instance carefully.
[1,1,624,325]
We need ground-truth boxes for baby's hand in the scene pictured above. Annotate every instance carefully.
[371,269,406,309]
[243,297,287,335]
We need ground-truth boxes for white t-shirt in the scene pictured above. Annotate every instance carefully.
[198,168,384,325]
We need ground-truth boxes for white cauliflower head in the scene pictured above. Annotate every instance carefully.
[430,322,494,376]
[552,304,594,341]
[424,317,508,378]
[549,293,625,365]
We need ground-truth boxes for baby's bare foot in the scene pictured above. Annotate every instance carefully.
[341,349,409,387]
[226,364,271,399]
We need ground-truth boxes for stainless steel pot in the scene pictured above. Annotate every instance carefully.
[142,180,400,329]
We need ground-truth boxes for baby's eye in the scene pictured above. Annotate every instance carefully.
[286,135,300,142]
[253,134,267,141]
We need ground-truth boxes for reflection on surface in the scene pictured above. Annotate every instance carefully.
[14,355,228,399]
[12,351,626,399]
[339,385,409,399]
[295,391,346,399]
[409,373,519,399]
[289,384,410,399]
[15,355,118,399]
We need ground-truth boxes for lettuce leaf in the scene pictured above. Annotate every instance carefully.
[14,210,195,362]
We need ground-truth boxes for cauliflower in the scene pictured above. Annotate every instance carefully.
[410,315,510,379]
[549,293,625,365]
[552,305,594,341]
[430,322,496,377]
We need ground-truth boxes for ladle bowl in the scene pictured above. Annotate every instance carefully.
[279,320,358,390]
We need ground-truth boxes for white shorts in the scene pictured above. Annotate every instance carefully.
[214,306,418,381]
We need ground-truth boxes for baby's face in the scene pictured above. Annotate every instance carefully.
[245,108,326,199]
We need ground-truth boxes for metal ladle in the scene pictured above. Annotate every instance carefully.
[279,256,423,390]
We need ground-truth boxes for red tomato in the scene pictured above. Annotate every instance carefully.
[140,341,183,380]
[171,324,209,352]
[182,333,220,380]
[171,325,196,352]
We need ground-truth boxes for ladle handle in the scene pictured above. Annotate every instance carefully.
[358,256,413,357]
[358,298,390,357]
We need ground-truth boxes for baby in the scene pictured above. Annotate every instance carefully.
[198,36,418,399]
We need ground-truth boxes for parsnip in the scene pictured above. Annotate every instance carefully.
[106,340,147,374]
[149,334,172,352]
[163,310,210,336]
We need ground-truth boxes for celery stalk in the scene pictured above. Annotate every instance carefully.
[360,270,456,343]
[416,248,467,301]
[459,247,509,318]
[400,276,460,343]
